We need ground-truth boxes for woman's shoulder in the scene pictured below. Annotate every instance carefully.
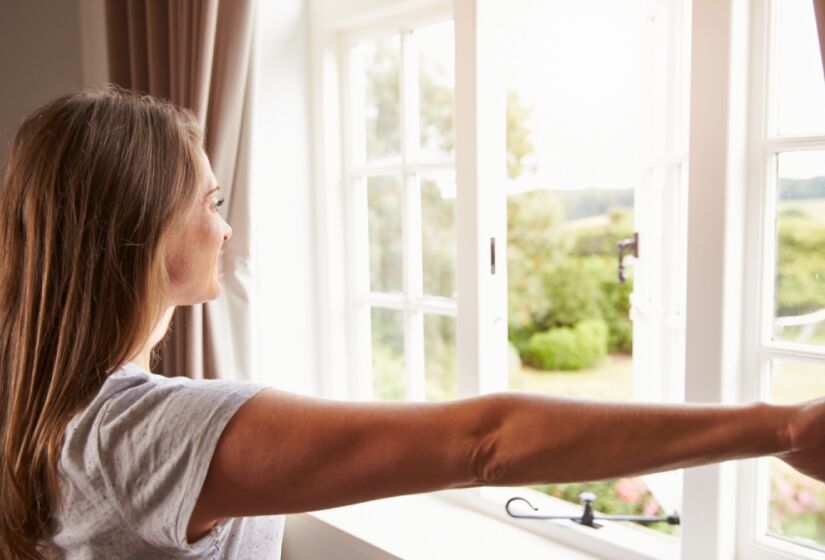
[59,361,267,499]
[55,363,271,553]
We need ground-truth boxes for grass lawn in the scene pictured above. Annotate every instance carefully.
[508,353,825,404]
[772,359,825,403]
[508,353,633,401]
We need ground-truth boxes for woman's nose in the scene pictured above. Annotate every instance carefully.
[223,222,233,243]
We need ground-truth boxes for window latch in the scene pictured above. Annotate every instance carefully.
[490,237,496,275]
[506,492,680,529]
[617,232,639,284]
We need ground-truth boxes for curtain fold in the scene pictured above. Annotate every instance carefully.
[105,0,257,381]
[816,1,825,80]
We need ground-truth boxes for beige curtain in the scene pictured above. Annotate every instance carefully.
[105,0,257,380]
[816,0,825,79]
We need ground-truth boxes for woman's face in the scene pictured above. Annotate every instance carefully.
[164,150,232,306]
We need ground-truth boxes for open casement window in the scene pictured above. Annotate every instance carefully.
[493,0,688,553]
[737,0,825,558]
[313,0,823,559]
[633,0,690,518]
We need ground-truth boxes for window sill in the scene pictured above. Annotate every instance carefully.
[283,487,679,560]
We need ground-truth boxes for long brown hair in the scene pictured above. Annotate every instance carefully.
[0,86,203,559]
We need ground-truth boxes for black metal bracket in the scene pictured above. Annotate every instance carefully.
[617,232,639,283]
[506,492,680,529]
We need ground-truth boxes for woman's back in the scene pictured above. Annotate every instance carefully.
[45,363,284,559]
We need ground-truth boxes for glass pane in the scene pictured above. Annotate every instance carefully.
[501,0,678,539]
[371,308,405,400]
[367,175,403,293]
[356,35,401,161]
[424,314,456,401]
[773,152,825,347]
[768,359,825,549]
[415,21,455,160]
[421,172,456,297]
[772,0,825,137]
[506,188,635,401]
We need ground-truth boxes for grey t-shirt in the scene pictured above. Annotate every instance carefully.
[44,362,285,559]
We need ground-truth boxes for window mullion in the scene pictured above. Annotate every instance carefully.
[400,29,425,401]
[343,36,373,401]
[353,175,374,401]
[404,172,425,400]
[681,0,747,557]
[453,0,508,398]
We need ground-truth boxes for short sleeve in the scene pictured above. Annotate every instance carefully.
[95,373,267,552]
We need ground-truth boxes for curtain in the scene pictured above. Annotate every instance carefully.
[816,0,825,79]
[105,0,257,380]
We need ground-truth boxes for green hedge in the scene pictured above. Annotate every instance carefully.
[522,319,608,371]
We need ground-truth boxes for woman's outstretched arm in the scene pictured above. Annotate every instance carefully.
[187,389,820,541]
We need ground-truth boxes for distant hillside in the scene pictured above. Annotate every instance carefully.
[549,177,825,220]
[779,176,825,199]
[552,188,634,220]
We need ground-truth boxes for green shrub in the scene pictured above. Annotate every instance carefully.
[776,211,825,316]
[581,256,634,354]
[507,199,636,357]
[522,319,608,371]
[538,262,603,328]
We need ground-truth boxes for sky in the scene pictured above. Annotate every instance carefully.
[501,0,646,191]
[406,0,825,187]
[498,0,825,186]
[774,0,825,179]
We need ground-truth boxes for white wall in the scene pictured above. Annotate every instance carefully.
[252,0,319,394]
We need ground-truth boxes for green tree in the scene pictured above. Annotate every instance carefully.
[507,190,569,344]
[775,208,825,317]
[363,38,400,160]
[420,53,454,156]
[506,89,537,179]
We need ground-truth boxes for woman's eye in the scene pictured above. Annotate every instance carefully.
[214,197,225,209]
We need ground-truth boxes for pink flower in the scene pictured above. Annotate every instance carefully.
[615,478,643,504]
[796,490,817,513]
[643,500,661,517]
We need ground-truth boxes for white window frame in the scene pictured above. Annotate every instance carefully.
[342,11,459,402]
[310,0,820,559]
[737,1,825,559]
[312,0,508,404]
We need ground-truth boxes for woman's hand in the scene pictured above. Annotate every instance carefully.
[777,396,825,483]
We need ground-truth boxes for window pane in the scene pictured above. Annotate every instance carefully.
[356,35,401,161]
[367,175,403,293]
[371,308,405,400]
[415,21,454,160]
[421,172,456,297]
[500,0,680,538]
[768,359,825,549]
[773,152,825,347]
[772,0,825,137]
[424,314,456,401]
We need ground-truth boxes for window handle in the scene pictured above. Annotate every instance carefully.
[617,232,639,283]
[490,237,496,275]
[505,492,680,529]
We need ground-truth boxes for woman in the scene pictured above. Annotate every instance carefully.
[1,87,824,559]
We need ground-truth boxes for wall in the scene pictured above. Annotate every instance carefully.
[0,0,108,169]
[252,0,319,394]
[0,0,92,168]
